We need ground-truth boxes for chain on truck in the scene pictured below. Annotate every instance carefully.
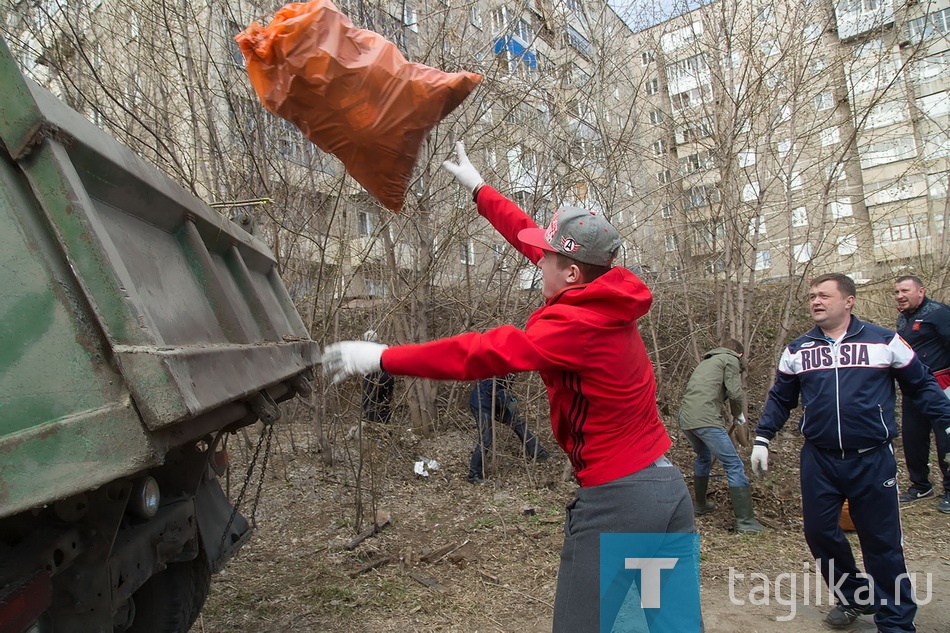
[0,35,320,632]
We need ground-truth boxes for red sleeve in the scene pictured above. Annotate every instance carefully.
[381,325,552,380]
[475,186,545,265]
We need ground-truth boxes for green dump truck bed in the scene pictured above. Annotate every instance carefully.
[0,39,320,517]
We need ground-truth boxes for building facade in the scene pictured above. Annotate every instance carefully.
[626,0,950,284]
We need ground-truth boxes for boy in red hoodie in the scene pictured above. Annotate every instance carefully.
[324,142,696,632]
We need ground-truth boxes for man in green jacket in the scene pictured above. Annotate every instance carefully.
[678,339,765,534]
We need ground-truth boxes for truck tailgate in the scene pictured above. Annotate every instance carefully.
[0,39,320,516]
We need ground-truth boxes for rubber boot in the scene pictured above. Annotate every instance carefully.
[693,476,717,515]
[729,486,766,534]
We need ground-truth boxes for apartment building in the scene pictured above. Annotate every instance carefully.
[626,0,950,284]
[3,0,644,305]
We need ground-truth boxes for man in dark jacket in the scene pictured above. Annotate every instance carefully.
[678,339,765,533]
[360,330,395,424]
[753,273,950,632]
[894,275,950,512]
[467,374,550,483]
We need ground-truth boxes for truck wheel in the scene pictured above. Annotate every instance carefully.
[125,552,211,633]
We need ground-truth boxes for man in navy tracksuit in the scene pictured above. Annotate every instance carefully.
[894,275,950,512]
[752,273,950,632]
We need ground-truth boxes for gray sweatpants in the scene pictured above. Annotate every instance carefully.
[552,457,696,633]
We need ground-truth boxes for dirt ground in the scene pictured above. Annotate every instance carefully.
[194,413,950,633]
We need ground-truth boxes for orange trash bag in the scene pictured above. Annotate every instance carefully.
[236,0,482,212]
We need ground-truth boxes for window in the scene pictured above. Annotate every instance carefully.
[671,85,710,111]
[227,21,245,66]
[756,5,773,23]
[470,6,483,28]
[778,139,793,156]
[809,56,826,76]
[911,52,950,86]
[641,50,655,66]
[274,118,313,165]
[821,127,840,146]
[741,182,759,202]
[646,78,659,95]
[794,243,813,263]
[680,151,712,174]
[923,132,950,160]
[749,215,767,237]
[565,63,591,88]
[785,171,803,191]
[907,7,950,42]
[684,184,720,208]
[667,54,708,83]
[866,101,908,129]
[460,239,475,265]
[365,277,388,298]
[660,203,674,219]
[657,169,672,185]
[804,22,822,42]
[755,250,771,270]
[566,26,592,59]
[649,109,664,124]
[760,39,779,57]
[665,234,678,251]
[773,104,791,125]
[878,220,917,243]
[837,233,858,256]
[652,139,667,156]
[358,210,377,237]
[825,163,847,183]
[490,6,507,32]
[513,17,533,42]
[917,90,950,118]
[739,148,755,167]
[792,206,808,227]
[402,4,418,32]
[860,137,917,168]
[814,92,834,111]
[828,198,853,219]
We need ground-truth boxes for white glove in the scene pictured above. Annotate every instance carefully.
[735,413,746,426]
[442,141,484,194]
[751,439,769,478]
[322,341,387,384]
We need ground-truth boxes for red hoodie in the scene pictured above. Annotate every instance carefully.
[382,187,670,486]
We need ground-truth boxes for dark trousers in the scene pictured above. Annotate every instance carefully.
[800,442,916,632]
[552,459,696,633]
[468,405,542,480]
[901,395,950,493]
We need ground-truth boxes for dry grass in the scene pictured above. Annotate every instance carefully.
[195,411,950,632]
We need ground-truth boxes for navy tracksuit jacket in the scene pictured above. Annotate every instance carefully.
[895,295,950,491]
[756,315,950,632]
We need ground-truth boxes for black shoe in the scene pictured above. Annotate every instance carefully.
[533,449,552,462]
[824,603,876,628]
[899,486,934,503]
[467,476,488,485]
[938,491,950,514]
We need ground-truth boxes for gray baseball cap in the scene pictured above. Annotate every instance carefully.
[518,205,621,267]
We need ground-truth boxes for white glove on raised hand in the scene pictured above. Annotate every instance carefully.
[735,413,747,426]
[442,141,484,194]
[751,438,769,478]
[322,341,387,384]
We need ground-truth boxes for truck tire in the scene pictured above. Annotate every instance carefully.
[125,552,211,633]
